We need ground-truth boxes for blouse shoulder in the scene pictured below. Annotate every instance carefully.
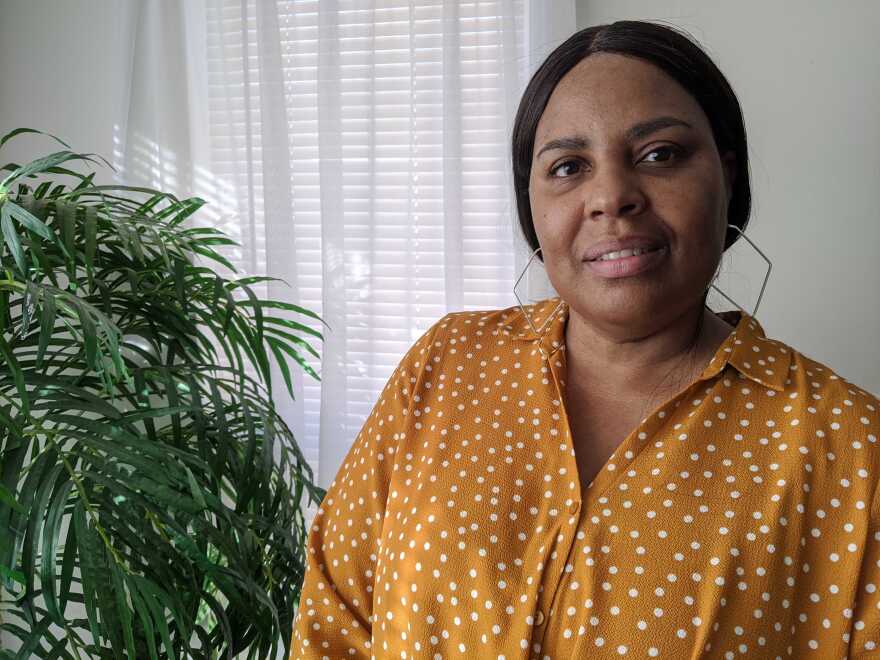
[395,305,532,395]
[786,343,880,416]
[426,303,530,358]
[781,343,880,478]
[438,303,525,334]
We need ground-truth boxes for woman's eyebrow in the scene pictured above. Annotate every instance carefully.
[535,116,693,159]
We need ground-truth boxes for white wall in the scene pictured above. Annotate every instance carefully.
[572,1,880,395]
[0,0,135,185]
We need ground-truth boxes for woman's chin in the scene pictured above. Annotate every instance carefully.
[568,290,698,328]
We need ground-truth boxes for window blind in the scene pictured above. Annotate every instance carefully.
[204,0,527,501]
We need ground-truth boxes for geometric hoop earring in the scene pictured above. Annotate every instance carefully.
[513,246,566,359]
[709,223,773,319]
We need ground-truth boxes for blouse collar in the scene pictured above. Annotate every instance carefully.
[503,296,792,392]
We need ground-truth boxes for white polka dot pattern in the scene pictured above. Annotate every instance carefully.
[289,297,880,659]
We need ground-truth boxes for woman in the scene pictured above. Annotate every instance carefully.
[290,20,880,658]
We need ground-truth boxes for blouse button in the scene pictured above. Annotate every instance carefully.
[535,609,545,626]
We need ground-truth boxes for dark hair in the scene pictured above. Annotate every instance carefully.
[511,20,751,263]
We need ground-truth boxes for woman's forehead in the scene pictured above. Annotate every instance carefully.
[535,54,707,144]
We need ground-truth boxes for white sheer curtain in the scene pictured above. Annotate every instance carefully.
[113,0,576,509]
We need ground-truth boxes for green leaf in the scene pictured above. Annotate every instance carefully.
[72,170,96,192]
[0,334,29,416]
[60,201,76,268]
[22,460,64,613]
[0,127,72,150]
[128,577,159,660]
[185,466,207,510]
[1,151,88,188]
[58,514,78,614]
[267,335,320,382]
[4,199,54,239]
[110,563,138,660]
[131,577,178,660]
[36,287,56,369]
[173,257,186,312]
[84,205,97,281]
[67,183,181,203]
[33,180,53,198]
[0,561,25,586]
[235,297,327,326]
[239,283,264,344]
[1,206,27,274]
[156,196,205,226]
[264,322,322,361]
[41,479,75,625]
[73,504,102,644]
[0,481,24,513]
[191,241,236,272]
[263,314,324,341]
[21,282,34,336]
[267,338,295,399]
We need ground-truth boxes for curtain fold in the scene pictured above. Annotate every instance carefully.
[114,0,576,506]
[315,0,349,489]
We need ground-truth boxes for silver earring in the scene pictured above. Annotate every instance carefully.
[513,245,565,357]
[513,223,772,343]
[709,223,772,319]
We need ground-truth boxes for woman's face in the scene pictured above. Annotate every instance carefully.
[528,53,737,333]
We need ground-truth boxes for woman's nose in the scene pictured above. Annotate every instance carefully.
[585,162,646,221]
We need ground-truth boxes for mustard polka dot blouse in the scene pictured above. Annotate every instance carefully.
[289,296,880,659]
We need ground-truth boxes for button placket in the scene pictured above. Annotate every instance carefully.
[528,340,583,654]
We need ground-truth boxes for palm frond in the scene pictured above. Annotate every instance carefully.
[0,128,327,659]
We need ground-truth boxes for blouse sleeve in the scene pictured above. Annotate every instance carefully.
[288,316,446,659]
[849,469,880,657]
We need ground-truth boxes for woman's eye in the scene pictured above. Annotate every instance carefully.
[642,145,681,163]
[549,160,582,178]
[549,146,683,179]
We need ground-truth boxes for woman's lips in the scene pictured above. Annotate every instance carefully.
[585,246,668,278]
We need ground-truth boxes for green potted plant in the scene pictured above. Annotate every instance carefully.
[0,128,326,659]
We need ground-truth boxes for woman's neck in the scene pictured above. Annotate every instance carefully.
[563,304,736,404]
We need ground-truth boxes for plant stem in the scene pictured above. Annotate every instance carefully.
[43,428,129,572]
